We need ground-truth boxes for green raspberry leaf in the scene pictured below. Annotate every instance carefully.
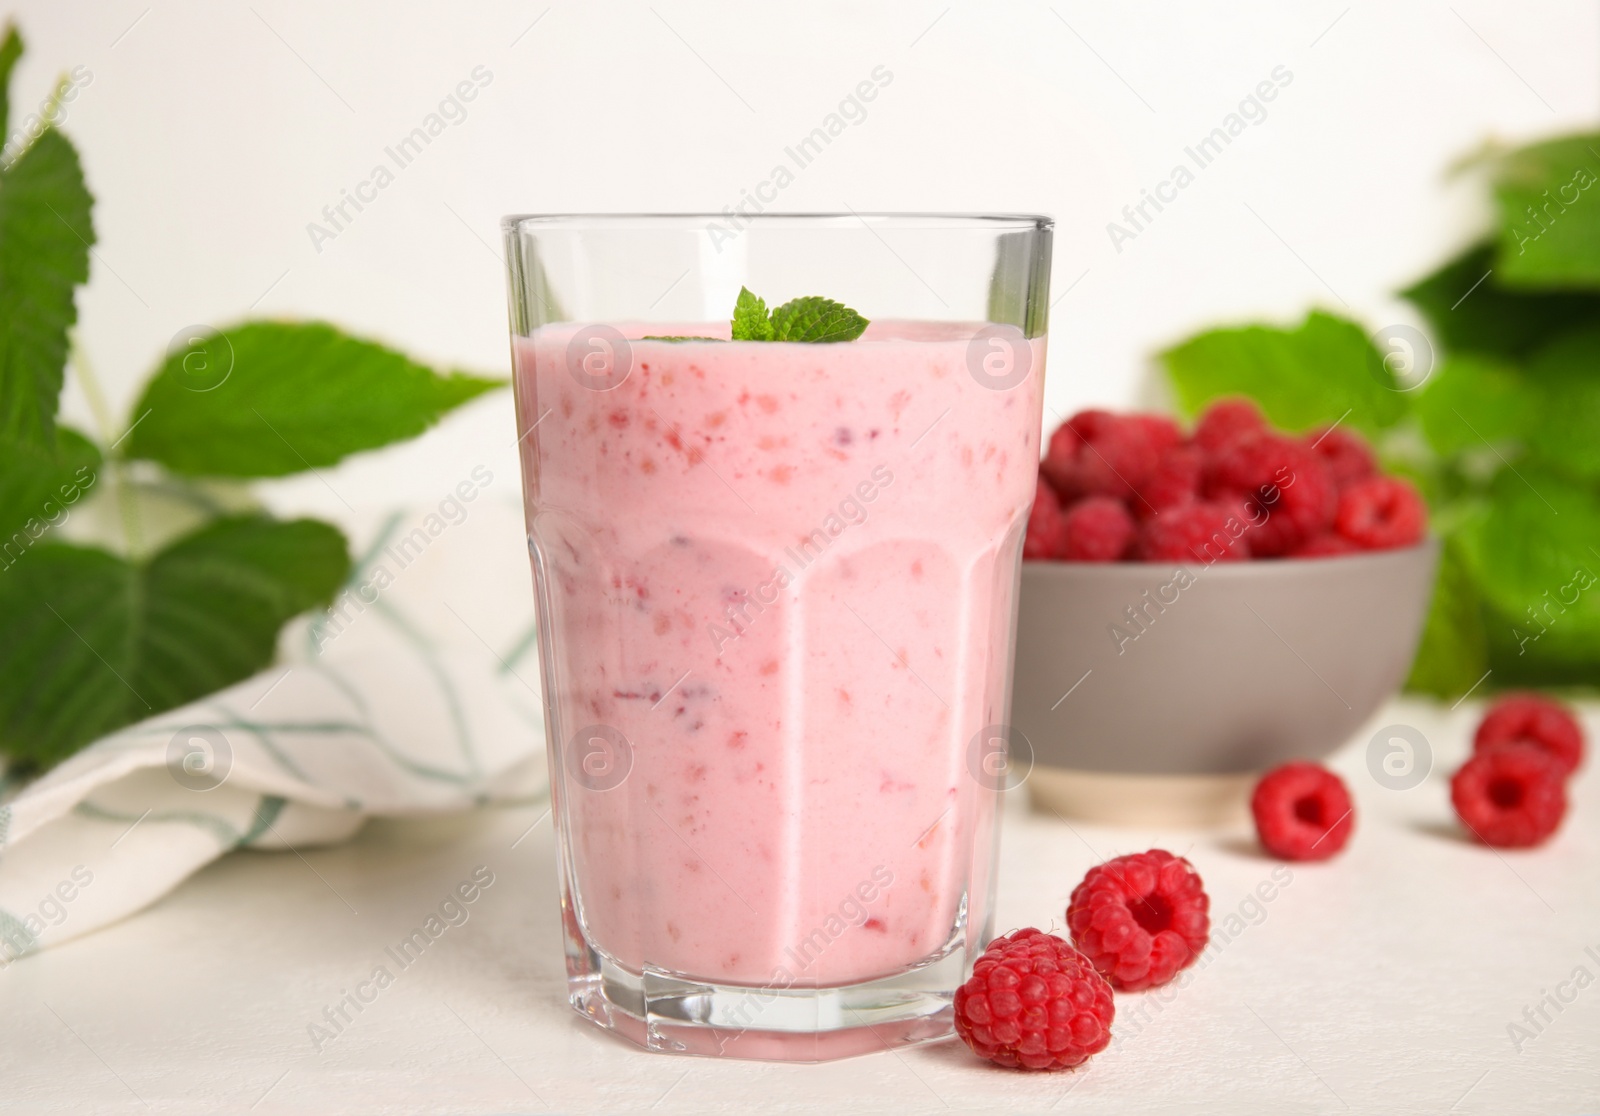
[1455,469,1600,651]
[1490,133,1600,290]
[1521,326,1600,481]
[0,127,94,450]
[1405,537,1489,698]
[125,321,503,478]
[769,296,870,343]
[0,425,99,546]
[0,23,23,142]
[0,514,350,766]
[1161,310,1407,436]
[1399,241,1600,360]
[1413,354,1535,458]
[730,286,774,341]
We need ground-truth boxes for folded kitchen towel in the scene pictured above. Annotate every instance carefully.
[0,497,547,962]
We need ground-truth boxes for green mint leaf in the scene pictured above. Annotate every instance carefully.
[1413,354,1534,458]
[0,128,93,450]
[640,335,723,342]
[0,425,99,544]
[1491,132,1600,289]
[769,296,869,343]
[125,322,503,477]
[1404,537,1489,698]
[0,514,349,766]
[1160,310,1407,436]
[0,23,23,142]
[730,286,774,341]
[1399,242,1600,360]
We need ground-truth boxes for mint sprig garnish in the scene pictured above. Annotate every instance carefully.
[770,296,870,342]
[641,335,721,342]
[731,286,868,343]
[731,287,775,341]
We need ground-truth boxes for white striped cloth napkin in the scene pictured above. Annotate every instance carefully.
[0,497,546,962]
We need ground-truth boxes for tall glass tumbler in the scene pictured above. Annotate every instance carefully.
[503,214,1052,1061]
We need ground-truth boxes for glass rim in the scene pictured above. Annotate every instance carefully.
[500,211,1053,234]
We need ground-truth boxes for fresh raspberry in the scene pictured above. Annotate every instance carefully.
[1206,433,1336,557]
[1060,496,1135,562]
[1041,410,1161,501]
[1451,743,1567,848]
[1194,398,1266,454]
[1132,444,1202,519]
[953,928,1114,1071]
[1040,419,1085,498]
[1067,850,1210,992]
[1334,476,1426,551]
[1474,693,1585,778]
[1134,502,1249,563]
[1250,762,1355,861]
[1289,533,1360,558]
[1024,477,1070,560]
[1128,413,1184,456]
[1306,426,1376,489]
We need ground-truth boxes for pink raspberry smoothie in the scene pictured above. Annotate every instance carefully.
[516,320,1044,989]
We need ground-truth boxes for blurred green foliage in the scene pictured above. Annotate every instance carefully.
[1161,130,1600,700]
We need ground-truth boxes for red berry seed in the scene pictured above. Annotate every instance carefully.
[1194,398,1267,454]
[1451,743,1567,848]
[954,928,1115,1071]
[1135,502,1249,563]
[1067,850,1210,992]
[1334,476,1426,551]
[1250,762,1355,861]
[1024,477,1070,560]
[1474,693,1585,779]
[1061,496,1136,562]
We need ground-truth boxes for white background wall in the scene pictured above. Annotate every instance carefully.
[9,0,1598,513]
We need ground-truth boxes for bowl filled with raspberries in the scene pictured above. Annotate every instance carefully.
[1009,398,1439,826]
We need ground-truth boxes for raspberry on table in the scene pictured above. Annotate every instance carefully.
[1194,397,1266,453]
[1474,692,1585,778]
[1205,432,1336,557]
[1451,743,1567,848]
[1067,850,1210,992]
[1306,426,1376,489]
[1024,477,1071,560]
[1133,444,1202,519]
[1134,502,1249,563]
[1061,496,1136,562]
[1250,762,1355,861]
[1041,410,1162,502]
[1334,476,1427,550]
[954,928,1115,1071]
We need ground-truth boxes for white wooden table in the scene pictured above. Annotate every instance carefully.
[4,698,1596,1114]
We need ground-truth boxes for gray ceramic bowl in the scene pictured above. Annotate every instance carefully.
[1009,539,1440,785]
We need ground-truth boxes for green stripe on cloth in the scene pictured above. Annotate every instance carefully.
[74,800,242,847]
[0,906,40,962]
[237,795,288,847]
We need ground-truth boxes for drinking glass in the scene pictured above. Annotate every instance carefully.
[503,213,1051,1060]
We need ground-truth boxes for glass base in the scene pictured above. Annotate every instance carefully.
[567,943,967,1062]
